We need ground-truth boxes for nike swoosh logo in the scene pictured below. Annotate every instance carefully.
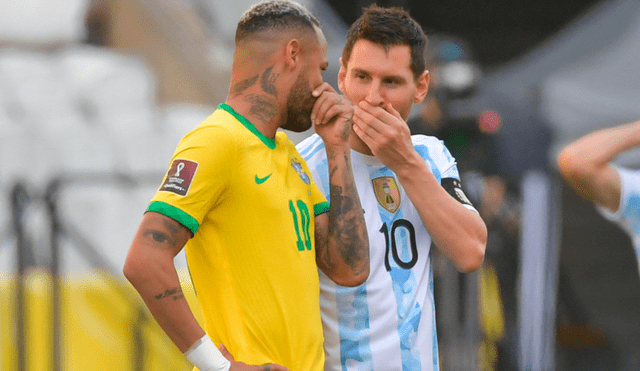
[255,174,272,184]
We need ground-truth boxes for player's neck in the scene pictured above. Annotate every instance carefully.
[225,97,282,139]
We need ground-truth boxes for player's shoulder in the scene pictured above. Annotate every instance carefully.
[296,133,325,161]
[411,134,453,158]
[411,134,444,147]
[616,166,640,194]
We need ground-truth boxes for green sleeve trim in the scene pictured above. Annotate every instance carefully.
[314,201,330,216]
[147,201,200,235]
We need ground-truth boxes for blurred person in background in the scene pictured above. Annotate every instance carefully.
[123,1,370,370]
[409,34,522,371]
[297,5,486,370]
[558,119,640,275]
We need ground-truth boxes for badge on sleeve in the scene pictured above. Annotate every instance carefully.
[442,178,473,206]
[160,159,199,196]
[372,176,401,213]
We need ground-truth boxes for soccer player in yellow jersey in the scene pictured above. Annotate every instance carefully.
[123,1,369,371]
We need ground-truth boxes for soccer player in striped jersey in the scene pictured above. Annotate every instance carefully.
[123,1,369,371]
[297,5,487,370]
[558,120,640,275]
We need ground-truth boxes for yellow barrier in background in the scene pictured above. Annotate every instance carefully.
[1,268,202,371]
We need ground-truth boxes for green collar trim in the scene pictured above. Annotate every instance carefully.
[219,103,276,149]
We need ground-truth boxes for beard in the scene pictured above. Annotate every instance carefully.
[281,69,315,133]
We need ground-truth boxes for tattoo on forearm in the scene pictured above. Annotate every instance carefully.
[154,286,184,301]
[315,222,333,269]
[328,154,369,275]
[261,66,279,97]
[245,94,276,125]
[262,365,271,371]
[230,74,258,97]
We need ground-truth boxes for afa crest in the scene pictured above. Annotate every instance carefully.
[372,176,401,213]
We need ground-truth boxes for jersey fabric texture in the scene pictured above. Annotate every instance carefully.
[297,133,476,371]
[596,166,640,274]
[149,104,329,371]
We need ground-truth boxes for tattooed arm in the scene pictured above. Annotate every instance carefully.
[311,83,369,286]
[123,211,203,352]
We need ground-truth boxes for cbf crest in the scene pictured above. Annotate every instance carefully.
[372,176,401,213]
[291,157,311,184]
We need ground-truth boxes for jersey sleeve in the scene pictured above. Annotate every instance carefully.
[413,135,477,210]
[295,134,330,215]
[148,124,236,234]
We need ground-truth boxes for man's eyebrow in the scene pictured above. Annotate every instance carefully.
[352,67,407,82]
[351,68,370,75]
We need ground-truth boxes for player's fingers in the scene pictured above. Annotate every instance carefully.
[359,100,394,126]
[313,92,349,126]
[352,114,375,146]
[318,98,352,126]
[312,82,336,98]
[383,102,402,120]
[311,92,332,125]
[353,106,383,137]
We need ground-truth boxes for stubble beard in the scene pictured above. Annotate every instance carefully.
[281,69,315,133]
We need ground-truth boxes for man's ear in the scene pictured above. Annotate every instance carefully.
[285,39,301,70]
[337,57,347,94]
[414,70,430,104]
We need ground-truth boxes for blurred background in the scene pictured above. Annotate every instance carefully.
[1,0,639,370]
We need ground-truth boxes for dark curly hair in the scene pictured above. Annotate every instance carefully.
[342,5,427,80]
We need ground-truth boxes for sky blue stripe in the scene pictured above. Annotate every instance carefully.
[373,166,422,371]
[429,257,439,368]
[337,285,373,371]
[298,135,324,158]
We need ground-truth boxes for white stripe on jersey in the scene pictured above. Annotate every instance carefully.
[597,167,640,274]
[297,134,468,371]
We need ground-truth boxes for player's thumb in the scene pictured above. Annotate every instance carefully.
[218,343,235,361]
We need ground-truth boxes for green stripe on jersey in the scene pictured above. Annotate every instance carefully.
[147,201,200,235]
[314,201,330,216]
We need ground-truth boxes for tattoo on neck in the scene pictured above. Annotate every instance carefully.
[231,74,259,98]
[261,66,279,98]
[245,94,276,125]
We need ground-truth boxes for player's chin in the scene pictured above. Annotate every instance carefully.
[282,118,312,133]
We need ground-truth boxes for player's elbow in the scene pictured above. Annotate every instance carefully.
[344,268,370,287]
[123,250,146,287]
[331,264,370,287]
[322,259,370,287]
[456,226,487,273]
[457,244,485,273]
[557,146,591,183]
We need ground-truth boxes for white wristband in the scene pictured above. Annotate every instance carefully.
[184,334,231,371]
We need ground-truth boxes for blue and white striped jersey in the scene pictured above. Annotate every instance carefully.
[297,134,474,371]
[597,167,640,275]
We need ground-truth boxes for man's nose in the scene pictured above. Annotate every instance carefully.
[365,81,384,107]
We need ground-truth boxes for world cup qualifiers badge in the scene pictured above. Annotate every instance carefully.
[291,158,311,185]
[160,159,199,196]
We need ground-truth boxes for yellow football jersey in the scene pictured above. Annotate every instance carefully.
[148,104,328,371]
